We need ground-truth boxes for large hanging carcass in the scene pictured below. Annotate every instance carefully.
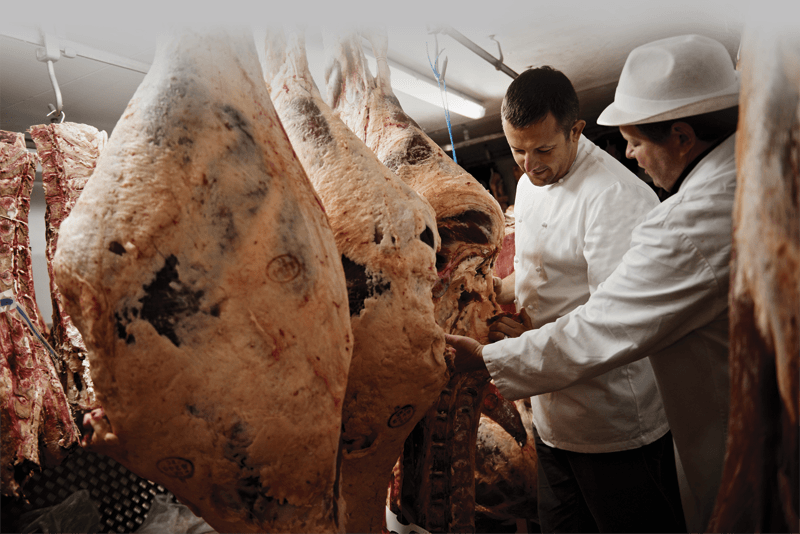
[708,20,799,533]
[324,31,507,532]
[53,28,352,533]
[259,28,448,533]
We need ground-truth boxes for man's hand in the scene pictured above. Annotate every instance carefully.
[488,308,533,342]
[81,407,120,454]
[445,334,488,374]
[493,273,516,305]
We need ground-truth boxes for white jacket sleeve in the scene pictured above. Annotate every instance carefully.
[484,213,729,401]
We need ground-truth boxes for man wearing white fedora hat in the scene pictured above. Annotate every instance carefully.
[447,34,739,532]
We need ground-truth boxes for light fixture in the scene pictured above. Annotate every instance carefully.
[363,53,486,120]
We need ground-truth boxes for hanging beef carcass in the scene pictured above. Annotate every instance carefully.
[259,29,448,533]
[707,23,799,533]
[324,31,506,532]
[29,123,107,415]
[52,29,352,533]
[1,130,80,497]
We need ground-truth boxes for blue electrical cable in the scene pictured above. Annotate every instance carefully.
[427,44,457,164]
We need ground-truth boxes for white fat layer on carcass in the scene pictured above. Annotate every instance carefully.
[260,28,448,534]
[53,28,352,534]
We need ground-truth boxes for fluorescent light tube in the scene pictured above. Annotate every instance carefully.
[364,55,486,120]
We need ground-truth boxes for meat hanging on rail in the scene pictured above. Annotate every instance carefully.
[52,28,352,534]
[324,31,507,532]
[29,122,107,415]
[0,130,80,498]
[259,28,448,534]
[707,24,799,533]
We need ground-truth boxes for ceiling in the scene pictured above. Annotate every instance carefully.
[1,1,751,165]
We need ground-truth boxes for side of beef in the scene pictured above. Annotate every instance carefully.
[30,122,108,414]
[1,130,80,498]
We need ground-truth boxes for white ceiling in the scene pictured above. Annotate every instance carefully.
[0,0,755,154]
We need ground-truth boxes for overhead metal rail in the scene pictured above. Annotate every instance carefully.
[1,27,151,74]
[429,25,519,79]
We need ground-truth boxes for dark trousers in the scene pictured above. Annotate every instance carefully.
[535,429,687,533]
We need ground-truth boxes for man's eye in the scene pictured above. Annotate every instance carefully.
[538,148,553,153]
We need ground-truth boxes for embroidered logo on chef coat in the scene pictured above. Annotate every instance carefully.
[157,457,195,480]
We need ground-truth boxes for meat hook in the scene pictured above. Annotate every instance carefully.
[36,32,65,122]
[488,34,504,65]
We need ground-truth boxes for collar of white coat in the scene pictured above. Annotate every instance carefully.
[548,134,589,188]
[673,133,737,196]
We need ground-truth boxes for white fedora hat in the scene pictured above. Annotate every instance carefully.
[597,34,740,126]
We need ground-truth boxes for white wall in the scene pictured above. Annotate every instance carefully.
[28,167,53,327]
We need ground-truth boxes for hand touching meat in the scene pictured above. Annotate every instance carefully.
[446,310,533,373]
[493,273,516,305]
[488,309,532,342]
[445,334,486,374]
[81,407,119,455]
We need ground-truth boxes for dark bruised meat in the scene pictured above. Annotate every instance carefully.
[137,255,202,347]
[383,132,435,172]
[439,210,495,246]
[290,97,333,145]
[420,226,436,250]
[108,241,126,255]
[341,255,391,317]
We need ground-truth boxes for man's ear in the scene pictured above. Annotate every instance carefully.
[571,119,586,141]
[671,121,697,154]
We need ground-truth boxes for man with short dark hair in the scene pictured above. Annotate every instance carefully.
[448,34,738,532]
[488,65,686,533]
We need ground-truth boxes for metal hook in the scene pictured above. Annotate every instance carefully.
[45,60,63,119]
[433,33,440,74]
[488,35,504,64]
[47,104,65,124]
[36,32,64,121]
[426,32,448,83]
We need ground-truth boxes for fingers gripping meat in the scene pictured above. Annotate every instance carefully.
[260,28,448,533]
[52,28,352,534]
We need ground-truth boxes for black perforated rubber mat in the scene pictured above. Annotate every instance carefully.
[2,446,171,533]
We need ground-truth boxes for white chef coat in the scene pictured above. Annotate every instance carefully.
[511,134,668,453]
[485,133,736,529]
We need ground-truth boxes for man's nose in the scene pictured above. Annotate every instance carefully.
[524,155,538,172]
[625,144,634,159]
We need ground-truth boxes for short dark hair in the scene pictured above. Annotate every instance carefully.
[501,66,579,136]
[635,106,739,143]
